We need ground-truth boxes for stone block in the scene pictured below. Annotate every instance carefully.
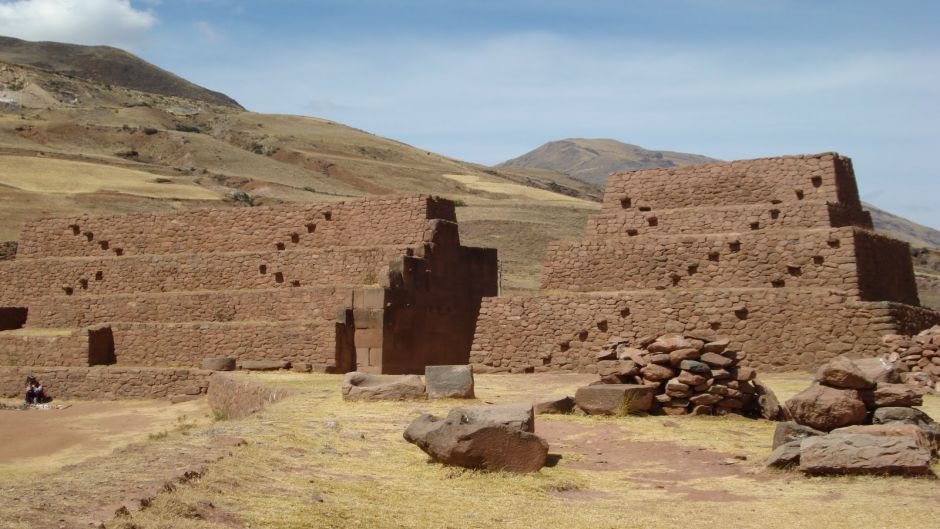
[574,384,654,415]
[425,365,475,399]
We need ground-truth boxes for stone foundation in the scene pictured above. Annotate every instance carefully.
[0,366,211,400]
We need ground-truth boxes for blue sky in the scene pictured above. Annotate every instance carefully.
[0,0,937,228]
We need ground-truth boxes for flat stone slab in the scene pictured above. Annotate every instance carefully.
[341,371,426,401]
[238,360,290,371]
[799,433,932,476]
[446,403,534,433]
[425,365,475,399]
[574,384,654,415]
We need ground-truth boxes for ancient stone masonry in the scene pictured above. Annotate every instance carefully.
[0,195,497,399]
[471,154,940,373]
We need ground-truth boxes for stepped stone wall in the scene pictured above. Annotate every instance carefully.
[0,194,496,399]
[472,153,940,373]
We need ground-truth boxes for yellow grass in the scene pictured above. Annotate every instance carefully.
[443,173,595,206]
[107,373,940,529]
[0,156,220,200]
[0,327,75,336]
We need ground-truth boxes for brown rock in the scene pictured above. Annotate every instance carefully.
[765,440,801,468]
[341,372,426,401]
[831,424,931,451]
[201,358,236,371]
[447,403,534,432]
[662,405,689,416]
[640,363,675,381]
[668,348,701,366]
[735,367,757,382]
[754,378,789,421]
[772,421,824,449]
[616,347,648,366]
[853,357,901,384]
[701,338,730,354]
[533,396,574,415]
[648,334,697,353]
[239,360,290,371]
[648,353,672,365]
[690,405,713,416]
[689,393,722,406]
[799,434,932,475]
[425,365,475,399]
[677,370,707,386]
[872,406,935,426]
[574,384,654,415]
[404,414,548,473]
[815,355,875,390]
[595,349,616,361]
[700,352,733,369]
[872,383,924,407]
[785,384,868,431]
[664,378,691,398]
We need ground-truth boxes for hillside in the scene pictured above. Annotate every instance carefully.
[499,138,718,185]
[0,48,598,292]
[0,36,243,109]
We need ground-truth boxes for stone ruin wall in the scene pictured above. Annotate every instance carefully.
[472,153,940,373]
[0,241,15,261]
[0,366,211,400]
[0,194,497,399]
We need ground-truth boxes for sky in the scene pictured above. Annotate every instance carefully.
[0,0,937,228]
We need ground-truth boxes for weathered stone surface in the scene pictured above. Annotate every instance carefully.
[676,370,707,386]
[689,392,722,406]
[700,352,733,369]
[872,406,935,426]
[815,356,875,390]
[533,396,574,415]
[871,384,923,408]
[735,367,757,382]
[425,365,475,399]
[668,348,700,366]
[239,360,290,371]
[574,384,654,415]
[341,372,426,401]
[753,378,789,421]
[447,403,535,432]
[648,334,696,353]
[799,434,932,475]
[665,379,691,398]
[404,414,548,473]
[772,421,824,449]
[639,363,674,381]
[853,357,901,384]
[765,440,801,468]
[785,384,867,431]
[701,338,730,354]
[679,360,711,377]
[201,357,236,371]
[831,424,931,452]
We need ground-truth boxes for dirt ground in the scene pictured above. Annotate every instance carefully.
[0,373,937,529]
[0,398,208,474]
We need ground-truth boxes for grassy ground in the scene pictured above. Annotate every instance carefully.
[96,373,939,529]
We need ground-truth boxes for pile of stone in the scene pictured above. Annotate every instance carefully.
[881,325,940,393]
[587,334,785,419]
[341,365,475,401]
[768,355,938,475]
[404,403,549,473]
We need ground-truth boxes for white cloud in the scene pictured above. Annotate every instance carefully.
[193,20,219,41]
[0,0,156,47]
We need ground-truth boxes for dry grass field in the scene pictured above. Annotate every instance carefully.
[2,373,935,529]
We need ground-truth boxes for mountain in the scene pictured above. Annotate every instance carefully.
[498,138,718,185]
[0,40,600,292]
[0,36,243,109]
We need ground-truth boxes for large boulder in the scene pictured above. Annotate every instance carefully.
[799,434,932,476]
[853,357,901,384]
[574,384,654,415]
[772,421,825,449]
[765,440,802,468]
[815,356,875,390]
[404,414,548,473]
[341,372,426,401]
[872,406,935,426]
[872,384,924,408]
[785,384,868,431]
[446,403,534,432]
[425,365,475,399]
[753,379,789,421]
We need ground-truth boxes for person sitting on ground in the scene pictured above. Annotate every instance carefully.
[25,375,45,404]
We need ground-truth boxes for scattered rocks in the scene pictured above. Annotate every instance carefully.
[341,372,426,401]
[425,365,475,399]
[589,334,781,418]
[574,384,654,415]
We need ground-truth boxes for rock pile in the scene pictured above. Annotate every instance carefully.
[881,325,940,393]
[769,355,938,475]
[586,334,785,418]
[404,404,549,473]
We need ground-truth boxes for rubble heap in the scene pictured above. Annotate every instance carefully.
[881,325,940,393]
